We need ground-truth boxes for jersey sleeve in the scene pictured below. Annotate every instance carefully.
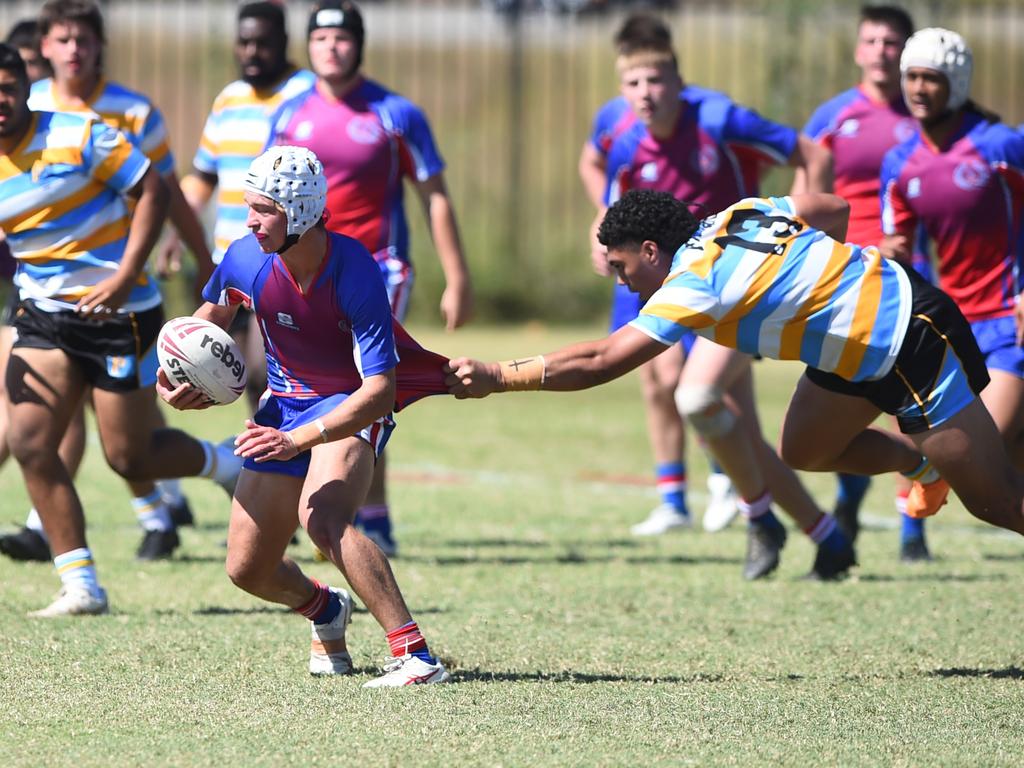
[138,103,175,177]
[338,242,400,378]
[192,100,221,176]
[879,146,917,236]
[83,120,151,195]
[630,270,719,345]
[202,237,257,307]
[392,100,445,183]
[589,98,629,156]
[722,104,797,166]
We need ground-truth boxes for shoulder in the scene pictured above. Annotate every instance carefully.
[362,79,429,125]
[882,131,922,170]
[804,88,862,135]
[27,78,52,108]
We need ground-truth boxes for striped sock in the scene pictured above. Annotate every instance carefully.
[156,479,184,507]
[902,457,939,485]
[386,621,435,664]
[54,547,100,594]
[132,489,173,532]
[296,579,341,625]
[803,512,846,551]
[896,492,925,541]
[655,462,688,514]
[199,439,243,487]
[739,490,783,530]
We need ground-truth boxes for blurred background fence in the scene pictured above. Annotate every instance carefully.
[2,0,1022,322]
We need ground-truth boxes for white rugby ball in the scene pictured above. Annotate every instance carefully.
[157,317,247,405]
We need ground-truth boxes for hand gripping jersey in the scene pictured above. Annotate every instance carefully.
[204,231,447,408]
[803,87,916,246]
[604,86,797,209]
[881,110,1024,322]
[269,78,445,264]
[631,197,913,382]
[0,111,156,311]
[29,77,175,178]
[193,68,317,262]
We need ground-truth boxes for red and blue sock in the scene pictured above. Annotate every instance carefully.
[656,462,688,515]
[386,620,435,665]
[738,490,783,531]
[803,512,848,552]
[296,579,341,625]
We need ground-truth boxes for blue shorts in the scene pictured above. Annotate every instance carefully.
[971,315,1024,378]
[609,282,696,354]
[245,393,395,477]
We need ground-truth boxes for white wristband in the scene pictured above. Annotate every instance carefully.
[314,418,329,444]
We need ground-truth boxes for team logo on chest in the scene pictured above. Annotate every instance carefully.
[952,159,990,191]
[692,144,719,175]
[838,118,860,138]
[346,115,384,145]
[276,312,299,331]
[893,118,916,143]
[294,120,314,140]
[640,161,659,182]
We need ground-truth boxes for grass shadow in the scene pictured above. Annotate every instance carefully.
[440,538,641,550]
[928,666,1024,680]
[449,667,726,685]
[398,553,739,567]
[856,572,1010,584]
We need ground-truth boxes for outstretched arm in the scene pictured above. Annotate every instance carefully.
[446,325,668,398]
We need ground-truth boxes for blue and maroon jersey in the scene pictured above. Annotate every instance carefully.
[803,86,916,247]
[881,110,1024,322]
[588,95,636,157]
[204,232,447,408]
[269,78,444,266]
[604,86,797,209]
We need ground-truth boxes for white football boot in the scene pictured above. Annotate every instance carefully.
[29,585,109,618]
[309,587,354,676]
[630,502,692,536]
[363,654,451,687]
[702,472,740,533]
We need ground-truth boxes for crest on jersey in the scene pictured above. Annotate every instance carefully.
[346,116,384,145]
[693,144,719,175]
[640,162,659,182]
[893,118,916,143]
[295,120,314,140]
[952,159,990,191]
[839,118,860,137]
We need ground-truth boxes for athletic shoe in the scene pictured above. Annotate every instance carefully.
[702,473,739,533]
[0,526,51,562]
[309,587,354,676]
[805,539,857,581]
[743,520,787,580]
[905,478,949,519]
[136,528,180,561]
[168,498,194,528]
[630,503,692,536]
[831,497,860,543]
[362,654,451,687]
[900,537,933,563]
[29,585,108,618]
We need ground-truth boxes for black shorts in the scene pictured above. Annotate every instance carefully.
[806,266,989,434]
[12,301,164,392]
[0,284,17,326]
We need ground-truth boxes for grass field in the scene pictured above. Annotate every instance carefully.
[2,324,1023,767]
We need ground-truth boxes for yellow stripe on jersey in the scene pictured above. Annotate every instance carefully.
[777,240,851,360]
[5,183,100,234]
[638,303,717,330]
[23,217,131,262]
[834,250,884,380]
[712,245,788,350]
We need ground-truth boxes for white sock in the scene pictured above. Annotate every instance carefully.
[54,547,100,594]
[132,490,173,532]
[25,508,48,540]
[156,479,184,507]
[199,439,243,488]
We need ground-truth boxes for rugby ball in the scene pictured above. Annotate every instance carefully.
[157,317,247,405]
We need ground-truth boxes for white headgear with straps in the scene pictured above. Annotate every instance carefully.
[900,27,973,111]
[244,146,328,238]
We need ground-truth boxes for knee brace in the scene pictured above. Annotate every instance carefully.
[674,384,736,437]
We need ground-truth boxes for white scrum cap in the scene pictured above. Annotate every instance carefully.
[244,146,328,238]
[900,27,973,111]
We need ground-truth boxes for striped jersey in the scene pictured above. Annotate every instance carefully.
[193,68,316,262]
[631,196,913,382]
[29,77,174,178]
[0,111,156,311]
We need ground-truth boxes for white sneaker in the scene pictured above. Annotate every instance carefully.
[703,473,740,533]
[362,654,451,687]
[29,585,108,618]
[309,587,354,676]
[630,503,692,536]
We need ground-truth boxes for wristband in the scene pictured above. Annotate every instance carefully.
[498,356,546,391]
[287,418,330,452]
[314,418,329,443]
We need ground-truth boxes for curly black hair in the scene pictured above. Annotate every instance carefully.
[0,43,28,88]
[597,189,700,255]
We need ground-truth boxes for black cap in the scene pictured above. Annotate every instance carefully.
[307,1,364,44]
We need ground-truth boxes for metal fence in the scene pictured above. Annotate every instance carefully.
[4,0,1022,321]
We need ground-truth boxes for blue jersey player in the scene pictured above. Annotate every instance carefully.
[158,146,451,687]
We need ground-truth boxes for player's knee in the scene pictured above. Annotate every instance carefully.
[779,433,822,471]
[225,553,267,595]
[104,448,149,481]
[675,384,735,437]
[7,428,49,470]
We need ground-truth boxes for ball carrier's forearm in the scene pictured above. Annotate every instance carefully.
[287,371,396,453]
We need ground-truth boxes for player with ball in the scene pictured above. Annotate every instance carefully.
[157,146,450,686]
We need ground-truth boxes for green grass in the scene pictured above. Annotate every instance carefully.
[2,324,1023,767]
